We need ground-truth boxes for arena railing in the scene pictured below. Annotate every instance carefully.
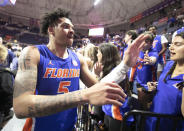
[122,109,184,131]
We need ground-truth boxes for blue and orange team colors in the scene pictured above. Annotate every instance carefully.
[23,45,81,131]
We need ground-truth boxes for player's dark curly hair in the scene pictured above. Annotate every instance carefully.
[41,8,70,35]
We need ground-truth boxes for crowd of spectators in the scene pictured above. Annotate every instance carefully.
[0,3,184,131]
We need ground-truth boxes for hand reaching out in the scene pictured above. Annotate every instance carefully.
[84,82,127,106]
[123,33,150,67]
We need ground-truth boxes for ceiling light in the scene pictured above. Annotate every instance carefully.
[94,0,101,6]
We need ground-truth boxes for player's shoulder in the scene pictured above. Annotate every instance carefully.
[23,46,39,53]
[20,46,40,63]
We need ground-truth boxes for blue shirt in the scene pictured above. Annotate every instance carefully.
[133,49,158,89]
[146,61,184,131]
[102,89,132,122]
[24,45,81,131]
[152,35,166,64]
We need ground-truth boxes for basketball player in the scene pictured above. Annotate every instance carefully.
[13,9,149,131]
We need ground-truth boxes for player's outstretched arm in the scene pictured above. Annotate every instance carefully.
[123,33,150,67]
[13,47,126,118]
[101,34,149,83]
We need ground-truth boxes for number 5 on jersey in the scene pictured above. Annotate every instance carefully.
[58,81,71,93]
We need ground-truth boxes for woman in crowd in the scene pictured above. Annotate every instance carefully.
[83,43,98,71]
[146,32,184,131]
[93,43,131,131]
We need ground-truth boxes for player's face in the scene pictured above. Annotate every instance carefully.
[97,49,102,63]
[53,18,74,47]
[169,36,184,62]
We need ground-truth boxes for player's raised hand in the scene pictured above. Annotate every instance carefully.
[123,33,150,67]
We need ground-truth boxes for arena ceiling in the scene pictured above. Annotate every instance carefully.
[0,0,163,29]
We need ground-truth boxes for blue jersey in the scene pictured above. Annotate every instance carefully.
[102,78,132,122]
[146,61,184,131]
[152,35,166,64]
[133,49,158,89]
[102,97,133,121]
[23,45,80,131]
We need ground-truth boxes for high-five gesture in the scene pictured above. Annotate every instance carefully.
[123,33,150,67]
[101,33,151,84]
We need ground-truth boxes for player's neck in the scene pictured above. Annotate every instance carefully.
[47,41,68,59]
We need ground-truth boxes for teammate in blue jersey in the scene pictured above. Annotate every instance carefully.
[145,32,184,131]
[13,9,151,131]
[148,25,168,79]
